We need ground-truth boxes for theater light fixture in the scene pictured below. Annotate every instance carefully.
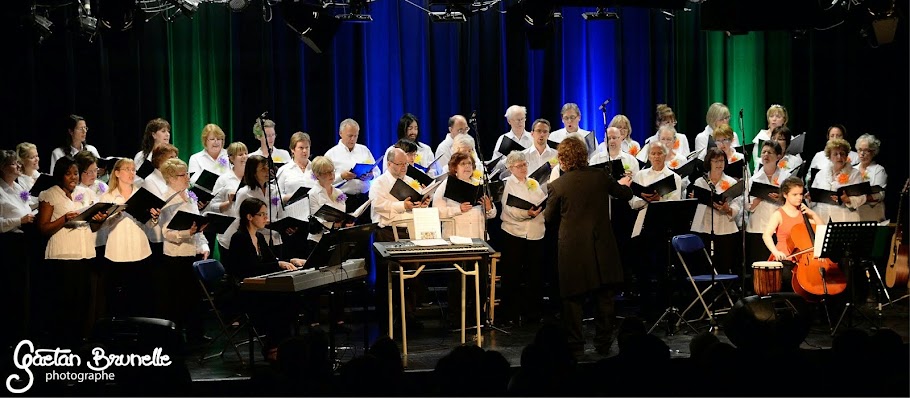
[429,10,467,22]
[283,0,342,54]
[581,8,619,20]
[77,0,98,42]
[166,0,201,17]
[228,0,249,11]
[30,8,53,44]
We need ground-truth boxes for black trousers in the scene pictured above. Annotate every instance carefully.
[158,255,204,339]
[47,258,97,345]
[498,232,544,322]
[3,233,29,344]
[562,286,616,353]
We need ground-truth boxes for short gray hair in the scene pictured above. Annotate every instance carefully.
[452,134,475,153]
[657,124,677,137]
[855,134,881,157]
[504,105,527,120]
[339,118,360,132]
[648,141,669,156]
[561,103,580,116]
[505,151,527,168]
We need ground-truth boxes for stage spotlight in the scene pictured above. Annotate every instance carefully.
[283,0,342,54]
[723,294,812,353]
[861,0,899,46]
[336,0,373,22]
[228,0,249,12]
[30,10,53,44]
[166,0,201,17]
[581,8,619,20]
[97,0,138,31]
[508,0,556,49]
[77,0,98,42]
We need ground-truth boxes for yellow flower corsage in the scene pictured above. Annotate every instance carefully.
[408,179,421,190]
[414,154,422,164]
[547,157,559,166]
[472,169,482,180]
[526,178,539,191]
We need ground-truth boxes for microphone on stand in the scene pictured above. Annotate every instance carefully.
[259,111,269,119]
[469,110,477,127]
[598,98,611,112]
[739,108,744,118]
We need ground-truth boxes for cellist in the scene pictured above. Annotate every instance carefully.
[762,176,825,287]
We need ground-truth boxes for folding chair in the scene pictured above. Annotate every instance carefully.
[193,259,261,365]
[671,234,739,328]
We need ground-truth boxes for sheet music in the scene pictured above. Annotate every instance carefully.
[412,207,442,240]
[631,208,647,238]
[412,239,450,247]
[350,197,373,218]
[450,236,473,245]
[813,224,827,258]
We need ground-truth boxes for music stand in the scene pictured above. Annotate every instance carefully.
[819,221,880,335]
[640,199,700,335]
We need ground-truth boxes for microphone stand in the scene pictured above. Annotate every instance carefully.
[704,173,719,333]
[468,110,510,335]
[738,108,748,295]
[599,99,612,219]
[258,112,286,255]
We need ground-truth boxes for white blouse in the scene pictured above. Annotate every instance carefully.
[746,167,790,234]
[17,169,40,193]
[432,178,497,239]
[159,188,209,257]
[140,170,169,244]
[220,184,286,249]
[810,165,865,223]
[500,176,546,241]
[590,150,641,177]
[80,180,108,200]
[38,185,97,260]
[308,184,347,242]
[628,167,683,238]
[188,149,230,179]
[0,180,34,233]
[49,144,100,175]
[690,174,743,236]
[211,173,243,249]
[97,184,152,262]
[642,132,691,159]
[250,147,293,165]
[277,161,316,207]
[856,163,887,222]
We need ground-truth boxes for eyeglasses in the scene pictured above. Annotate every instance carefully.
[856,148,874,153]
[562,115,579,122]
[175,173,188,178]
[717,139,733,144]
[119,168,137,173]
[458,161,474,167]
[389,161,407,167]
[76,126,89,132]
[84,168,98,175]
[255,212,268,217]
[457,127,471,134]
[511,163,528,169]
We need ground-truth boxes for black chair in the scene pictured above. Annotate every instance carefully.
[671,234,739,328]
[193,259,261,365]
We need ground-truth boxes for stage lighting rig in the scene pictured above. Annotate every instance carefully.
[429,10,467,22]
[166,0,201,17]
[30,9,54,44]
[581,8,619,20]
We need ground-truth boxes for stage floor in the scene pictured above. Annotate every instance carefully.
[184,293,910,382]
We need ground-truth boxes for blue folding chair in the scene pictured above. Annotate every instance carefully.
[193,259,260,365]
[671,234,739,327]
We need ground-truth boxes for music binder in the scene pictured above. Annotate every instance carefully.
[389,178,444,202]
[733,144,755,158]
[313,198,373,224]
[191,169,219,191]
[528,162,552,183]
[264,216,309,233]
[725,158,746,179]
[167,211,235,234]
[750,181,782,203]
[630,174,677,199]
[546,139,560,150]
[483,155,504,174]
[496,136,527,156]
[407,164,435,187]
[28,173,56,197]
[350,163,376,177]
[787,133,806,155]
[96,156,123,173]
[68,202,127,225]
[793,161,812,180]
[584,133,597,157]
[443,177,483,204]
[285,186,311,207]
[487,180,505,203]
[837,181,872,197]
[610,159,629,180]
[136,160,155,179]
[671,158,702,179]
[189,185,215,203]
[809,187,840,205]
[505,193,547,211]
[124,187,166,223]
[690,179,745,206]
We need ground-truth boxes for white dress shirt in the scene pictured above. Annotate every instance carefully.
[308,184,347,242]
[500,175,546,240]
[209,172,242,249]
[140,169,170,243]
[369,172,415,228]
[97,185,152,262]
[628,167,683,238]
[276,161,316,220]
[250,147,293,165]
[746,167,790,233]
[493,130,533,158]
[324,141,378,195]
[383,142,438,176]
[434,134,456,174]
[49,144,100,175]
[159,188,209,257]
[809,150,861,171]
[0,180,34,233]
[691,174,743,236]
[432,178,497,239]
[750,129,772,170]
[549,128,594,146]
[590,150,641,177]
[523,145,558,179]
[857,163,888,222]
[188,149,230,179]
[17,170,40,193]
[810,165,865,222]
[38,185,97,259]
[643,132,691,159]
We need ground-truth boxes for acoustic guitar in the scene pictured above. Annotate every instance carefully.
[885,179,910,288]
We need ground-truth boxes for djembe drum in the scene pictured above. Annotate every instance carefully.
[752,261,783,296]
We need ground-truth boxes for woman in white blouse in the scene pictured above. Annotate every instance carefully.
[250,118,292,163]
[768,126,803,175]
[746,140,789,265]
[157,158,210,341]
[854,134,887,222]
[694,103,741,159]
[433,151,497,239]
[277,132,315,214]
[209,142,248,260]
[49,114,101,175]
[1,150,36,340]
[750,105,787,171]
[221,155,288,257]
[307,156,348,250]
[809,138,865,222]
[134,118,171,170]
[498,151,546,325]
[74,150,108,199]
[16,142,41,195]
[188,123,229,177]
[689,147,744,275]
[96,158,154,317]
[610,115,640,157]
[713,124,750,184]
[641,104,690,160]
[36,156,102,344]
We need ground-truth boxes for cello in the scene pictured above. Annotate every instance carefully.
[787,202,847,301]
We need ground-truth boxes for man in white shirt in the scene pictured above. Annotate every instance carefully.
[548,103,597,154]
[370,148,431,242]
[383,113,438,176]
[434,115,469,172]
[324,118,378,213]
[493,105,533,161]
[523,119,557,185]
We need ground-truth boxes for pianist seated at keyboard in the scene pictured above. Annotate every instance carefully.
[227,197,306,362]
